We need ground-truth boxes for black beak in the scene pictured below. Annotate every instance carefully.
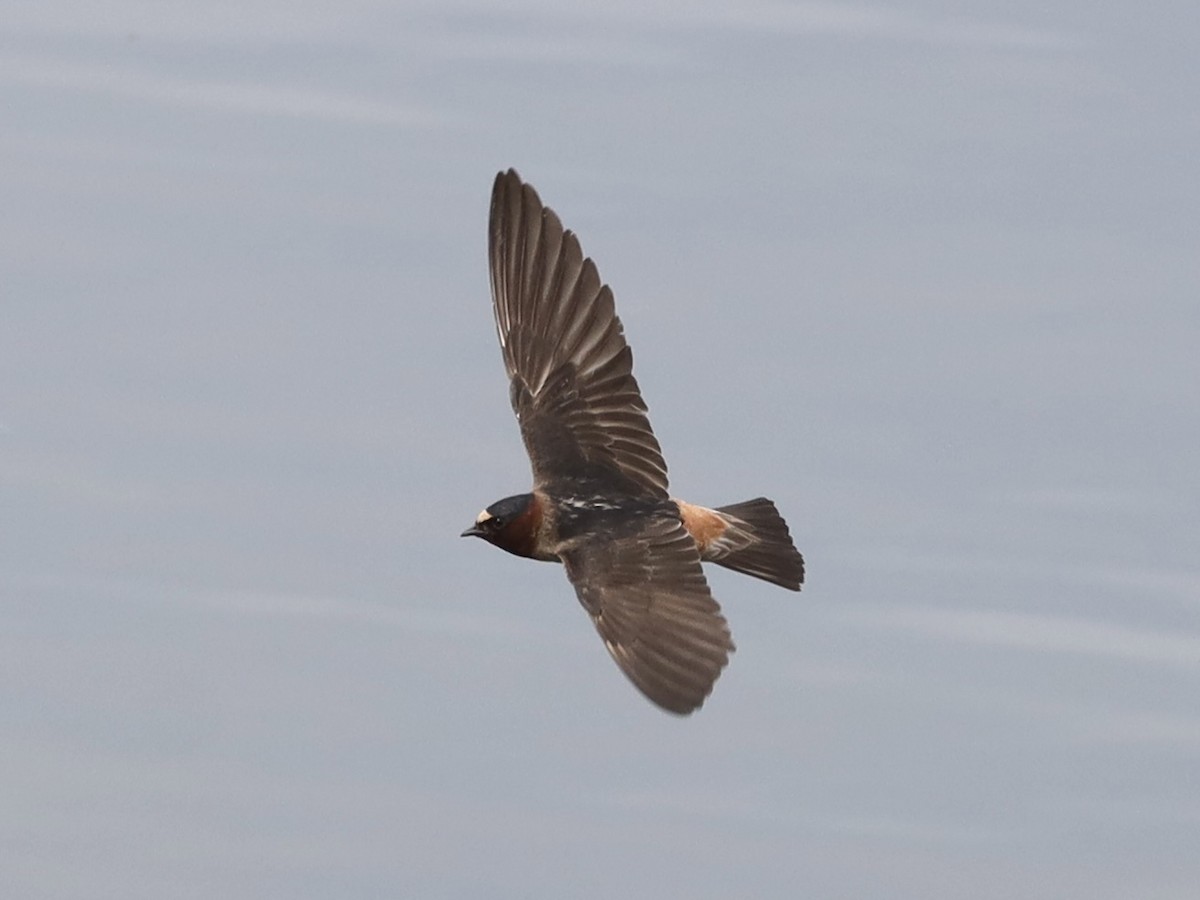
[461,524,484,538]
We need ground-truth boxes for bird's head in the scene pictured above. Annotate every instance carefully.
[461,492,542,558]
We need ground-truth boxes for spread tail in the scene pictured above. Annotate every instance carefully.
[709,498,805,591]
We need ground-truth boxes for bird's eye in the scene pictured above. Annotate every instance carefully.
[491,518,505,528]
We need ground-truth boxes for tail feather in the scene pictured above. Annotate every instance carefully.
[709,498,805,591]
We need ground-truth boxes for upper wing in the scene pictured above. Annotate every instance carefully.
[561,513,734,714]
[488,169,669,498]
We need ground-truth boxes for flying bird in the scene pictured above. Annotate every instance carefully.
[462,169,804,715]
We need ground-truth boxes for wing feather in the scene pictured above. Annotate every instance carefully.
[488,169,669,497]
[561,514,734,714]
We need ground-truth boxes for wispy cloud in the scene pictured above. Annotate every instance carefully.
[598,787,1006,844]
[843,604,1200,670]
[835,544,1200,607]
[187,586,530,640]
[477,0,1083,51]
[904,674,1200,748]
[986,486,1167,512]
[684,0,1080,49]
[1,54,441,126]
[1074,707,1200,746]
[4,572,528,641]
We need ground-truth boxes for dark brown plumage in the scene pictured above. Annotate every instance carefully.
[462,169,804,715]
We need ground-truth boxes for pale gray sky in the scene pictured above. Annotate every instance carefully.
[3,2,1199,898]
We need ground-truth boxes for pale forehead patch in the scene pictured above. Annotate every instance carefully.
[475,509,494,525]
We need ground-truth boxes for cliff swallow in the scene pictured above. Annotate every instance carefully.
[463,169,804,715]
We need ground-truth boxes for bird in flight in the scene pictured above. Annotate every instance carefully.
[462,169,804,715]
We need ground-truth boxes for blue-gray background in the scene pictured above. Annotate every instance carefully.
[4,2,1198,897]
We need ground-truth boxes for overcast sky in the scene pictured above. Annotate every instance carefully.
[3,2,1198,898]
